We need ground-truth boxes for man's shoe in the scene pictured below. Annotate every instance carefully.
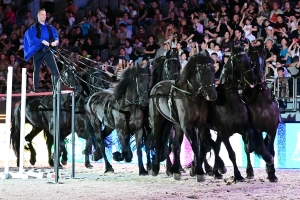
[30,89,39,93]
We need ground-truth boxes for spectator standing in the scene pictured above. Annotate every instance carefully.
[24,11,36,29]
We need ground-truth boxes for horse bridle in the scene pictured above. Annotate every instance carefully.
[249,50,266,83]
[170,63,215,97]
[229,51,255,88]
[123,72,151,107]
[163,57,180,80]
[61,67,79,89]
[187,63,216,96]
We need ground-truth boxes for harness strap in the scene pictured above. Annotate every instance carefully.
[167,85,180,123]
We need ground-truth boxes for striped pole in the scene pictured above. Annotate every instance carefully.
[19,68,27,173]
[3,66,13,179]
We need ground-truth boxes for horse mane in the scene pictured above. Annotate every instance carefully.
[114,67,139,101]
[151,56,166,88]
[179,51,213,84]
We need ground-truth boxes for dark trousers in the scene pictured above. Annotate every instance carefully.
[33,50,59,91]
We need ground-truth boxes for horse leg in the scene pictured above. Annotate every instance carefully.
[27,143,37,166]
[163,123,174,176]
[242,134,254,179]
[264,133,278,182]
[184,126,206,182]
[86,119,103,162]
[143,126,152,172]
[83,137,94,168]
[45,131,54,167]
[221,134,244,182]
[245,128,255,153]
[97,126,115,173]
[26,127,43,166]
[116,128,133,163]
[253,132,274,165]
[149,118,166,176]
[24,126,41,143]
[205,130,226,179]
[60,140,68,166]
[135,128,148,176]
[203,128,213,176]
[169,123,185,179]
[174,124,185,173]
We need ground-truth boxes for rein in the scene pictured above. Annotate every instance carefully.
[122,73,150,108]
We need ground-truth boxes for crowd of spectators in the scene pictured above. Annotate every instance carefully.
[2,0,300,103]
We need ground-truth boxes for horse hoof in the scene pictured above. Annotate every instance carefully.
[166,169,172,176]
[246,175,254,179]
[112,152,123,162]
[173,173,181,180]
[218,166,227,174]
[268,175,278,182]
[196,175,205,182]
[189,169,195,177]
[214,174,223,180]
[179,168,186,173]
[206,171,214,176]
[104,168,114,173]
[150,170,158,177]
[139,171,148,176]
[234,177,245,183]
[92,155,102,161]
[49,160,54,167]
[30,159,36,166]
[85,164,93,169]
[61,159,67,166]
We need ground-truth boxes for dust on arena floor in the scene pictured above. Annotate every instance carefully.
[1,160,300,200]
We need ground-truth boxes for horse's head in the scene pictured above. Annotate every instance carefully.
[85,68,105,94]
[136,64,151,106]
[162,57,181,80]
[221,46,257,89]
[179,50,217,101]
[114,64,151,107]
[151,56,180,88]
[248,45,267,82]
[60,65,82,93]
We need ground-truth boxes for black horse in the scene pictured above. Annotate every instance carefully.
[244,45,281,182]
[150,55,187,174]
[204,47,274,182]
[148,51,217,182]
[86,65,151,175]
[11,65,83,167]
[11,55,107,168]
[151,56,181,87]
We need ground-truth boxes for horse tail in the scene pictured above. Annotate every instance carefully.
[10,102,21,157]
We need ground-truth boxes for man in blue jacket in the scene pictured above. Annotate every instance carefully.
[24,8,59,92]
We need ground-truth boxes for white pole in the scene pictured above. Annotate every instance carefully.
[19,68,27,173]
[3,66,13,179]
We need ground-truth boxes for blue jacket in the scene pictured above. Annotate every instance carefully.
[24,22,59,61]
